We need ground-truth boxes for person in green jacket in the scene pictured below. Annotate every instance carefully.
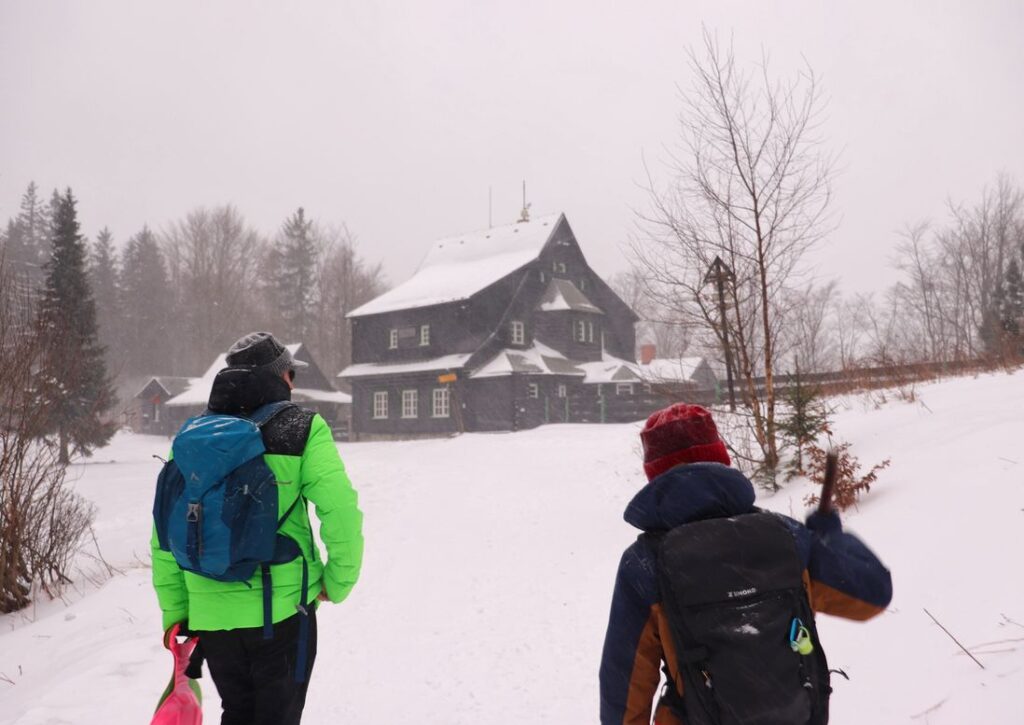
[151,332,363,725]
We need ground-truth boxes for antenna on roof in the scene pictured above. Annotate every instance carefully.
[518,180,531,223]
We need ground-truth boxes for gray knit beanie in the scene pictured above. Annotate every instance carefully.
[225,332,308,377]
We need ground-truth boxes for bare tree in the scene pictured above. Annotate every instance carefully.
[310,224,386,376]
[780,280,838,373]
[162,205,265,372]
[888,175,1024,364]
[609,269,693,359]
[633,32,835,485]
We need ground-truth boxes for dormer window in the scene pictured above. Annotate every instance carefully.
[389,329,398,349]
[551,261,567,274]
[420,324,431,346]
[511,320,525,345]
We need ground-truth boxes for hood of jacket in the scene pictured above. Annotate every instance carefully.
[206,365,292,416]
[624,462,756,532]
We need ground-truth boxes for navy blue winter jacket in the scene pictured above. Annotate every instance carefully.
[598,462,893,725]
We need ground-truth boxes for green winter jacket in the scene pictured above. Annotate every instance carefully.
[151,409,363,632]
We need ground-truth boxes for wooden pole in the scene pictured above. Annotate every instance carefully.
[818,451,839,516]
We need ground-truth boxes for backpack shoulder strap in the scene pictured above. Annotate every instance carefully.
[247,400,296,428]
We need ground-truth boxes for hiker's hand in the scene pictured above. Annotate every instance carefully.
[317,586,329,602]
[806,509,842,534]
[163,621,190,647]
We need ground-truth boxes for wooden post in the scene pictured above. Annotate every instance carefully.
[705,256,737,411]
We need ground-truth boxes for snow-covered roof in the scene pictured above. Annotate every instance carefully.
[292,387,352,405]
[134,376,193,400]
[576,352,643,384]
[470,341,586,379]
[164,353,225,407]
[167,344,333,407]
[348,213,564,318]
[636,357,707,383]
[338,353,473,379]
[536,278,603,314]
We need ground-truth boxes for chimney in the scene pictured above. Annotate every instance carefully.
[640,344,656,365]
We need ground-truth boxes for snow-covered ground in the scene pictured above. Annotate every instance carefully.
[2,369,1022,724]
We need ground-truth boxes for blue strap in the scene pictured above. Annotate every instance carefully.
[247,401,294,428]
[294,555,310,683]
[261,564,273,640]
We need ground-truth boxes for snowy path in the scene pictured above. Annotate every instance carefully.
[2,370,1023,723]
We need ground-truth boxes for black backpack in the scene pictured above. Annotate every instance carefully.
[648,511,831,725]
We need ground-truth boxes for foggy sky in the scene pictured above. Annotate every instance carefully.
[2,1,1022,295]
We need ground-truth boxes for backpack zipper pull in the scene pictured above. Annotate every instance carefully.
[186,502,203,555]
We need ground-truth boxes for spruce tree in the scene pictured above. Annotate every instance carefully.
[999,257,1023,355]
[120,226,174,375]
[277,207,318,339]
[779,361,832,480]
[35,188,116,461]
[89,227,122,373]
[17,182,48,268]
[1,183,47,288]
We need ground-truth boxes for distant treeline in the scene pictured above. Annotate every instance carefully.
[0,182,387,382]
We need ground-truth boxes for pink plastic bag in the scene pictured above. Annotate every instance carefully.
[151,623,203,725]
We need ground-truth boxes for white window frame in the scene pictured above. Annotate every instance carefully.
[539,270,546,283]
[420,324,430,346]
[372,391,389,419]
[153,404,161,423]
[401,389,419,418]
[389,329,398,349]
[432,388,450,418]
[527,383,539,399]
[587,321,594,343]
[511,320,525,345]
[616,383,635,396]
[579,278,586,291]
[557,383,567,399]
[575,320,587,342]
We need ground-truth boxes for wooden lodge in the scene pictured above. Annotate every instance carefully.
[339,212,716,440]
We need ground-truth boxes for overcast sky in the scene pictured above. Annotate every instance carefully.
[2,1,1022,295]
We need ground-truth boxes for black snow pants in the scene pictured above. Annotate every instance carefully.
[196,607,318,725]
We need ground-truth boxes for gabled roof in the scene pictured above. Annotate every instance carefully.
[637,357,708,383]
[134,376,193,400]
[167,344,344,407]
[348,213,565,318]
[536,278,603,314]
[467,346,710,387]
[575,352,643,384]
[470,340,585,379]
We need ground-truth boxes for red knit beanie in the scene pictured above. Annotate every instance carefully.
[640,403,731,480]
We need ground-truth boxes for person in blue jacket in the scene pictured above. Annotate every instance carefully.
[599,404,893,725]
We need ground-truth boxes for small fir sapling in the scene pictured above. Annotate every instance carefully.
[803,440,890,512]
[779,363,832,480]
